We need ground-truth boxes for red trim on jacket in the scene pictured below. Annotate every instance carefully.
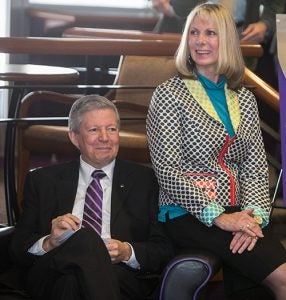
[218,135,237,206]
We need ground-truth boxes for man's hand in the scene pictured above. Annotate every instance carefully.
[43,213,80,252]
[240,21,268,44]
[105,239,132,264]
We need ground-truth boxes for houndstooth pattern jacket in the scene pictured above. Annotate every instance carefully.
[147,75,271,226]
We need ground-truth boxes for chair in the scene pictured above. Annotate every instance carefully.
[159,251,222,300]
[16,91,80,213]
[107,55,177,106]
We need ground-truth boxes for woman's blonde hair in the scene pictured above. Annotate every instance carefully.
[176,2,245,90]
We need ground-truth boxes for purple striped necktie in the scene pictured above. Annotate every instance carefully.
[82,169,106,234]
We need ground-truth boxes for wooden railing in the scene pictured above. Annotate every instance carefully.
[0,37,178,56]
[0,37,264,58]
[244,67,279,113]
[61,27,265,58]
[63,27,181,41]
[243,67,281,173]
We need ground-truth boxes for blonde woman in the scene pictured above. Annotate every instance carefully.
[147,3,286,299]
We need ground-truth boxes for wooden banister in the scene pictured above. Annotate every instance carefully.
[63,28,263,58]
[63,27,181,41]
[0,37,263,58]
[240,44,263,58]
[0,37,178,56]
[244,67,280,113]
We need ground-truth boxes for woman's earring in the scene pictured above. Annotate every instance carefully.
[188,55,193,67]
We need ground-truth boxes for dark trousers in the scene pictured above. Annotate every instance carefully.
[26,229,120,300]
[26,229,159,300]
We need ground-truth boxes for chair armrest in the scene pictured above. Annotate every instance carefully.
[159,250,221,300]
[0,227,15,273]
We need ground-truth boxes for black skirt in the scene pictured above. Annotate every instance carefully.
[163,209,286,297]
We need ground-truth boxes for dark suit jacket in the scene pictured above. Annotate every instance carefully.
[10,159,174,275]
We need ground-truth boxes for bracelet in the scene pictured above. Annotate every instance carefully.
[253,215,263,225]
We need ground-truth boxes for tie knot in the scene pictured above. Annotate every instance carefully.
[91,170,106,180]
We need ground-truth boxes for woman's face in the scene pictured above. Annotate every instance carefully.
[188,15,219,77]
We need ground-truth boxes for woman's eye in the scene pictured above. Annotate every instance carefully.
[190,29,198,36]
[207,30,217,36]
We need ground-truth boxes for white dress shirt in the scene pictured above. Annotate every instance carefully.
[29,157,140,269]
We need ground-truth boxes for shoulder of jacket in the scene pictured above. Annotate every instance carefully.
[238,86,256,101]
[155,75,189,94]
[28,159,78,177]
[122,159,154,173]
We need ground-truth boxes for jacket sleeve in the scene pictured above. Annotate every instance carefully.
[9,171,50,267]
[238,91,272,226]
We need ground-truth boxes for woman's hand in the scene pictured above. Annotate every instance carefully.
[213,209,264,238]
[213,209,263,254]
[230,231,259,254]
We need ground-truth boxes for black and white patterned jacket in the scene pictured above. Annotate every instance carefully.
[147,75,271,227]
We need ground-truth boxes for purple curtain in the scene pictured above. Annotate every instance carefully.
[278,63,286,204]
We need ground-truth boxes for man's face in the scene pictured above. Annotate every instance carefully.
[69,108,119,168]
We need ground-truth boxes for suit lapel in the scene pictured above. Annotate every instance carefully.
[56,160,80,216]
[110,159,132,226]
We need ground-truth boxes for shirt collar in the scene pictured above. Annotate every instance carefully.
[79,156,115,184]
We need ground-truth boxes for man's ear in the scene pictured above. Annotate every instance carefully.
[68,130,80,149]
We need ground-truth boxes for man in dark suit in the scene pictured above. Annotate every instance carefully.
[9,95,174,300]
